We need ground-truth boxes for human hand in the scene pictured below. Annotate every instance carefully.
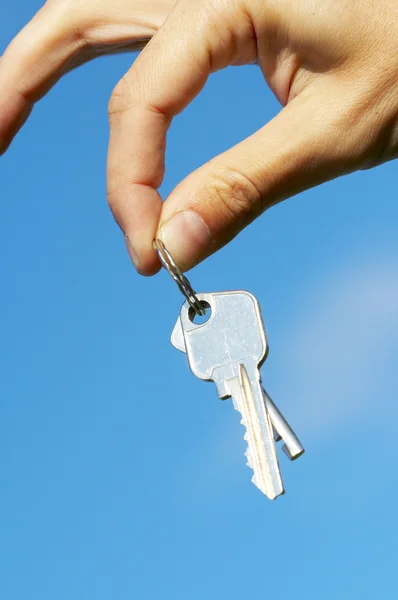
[0,0,175,154]
[107,0,398,275]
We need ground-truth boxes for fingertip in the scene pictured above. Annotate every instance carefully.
[125,235,161,277]
[131,253,162,277]
[139,261,162,277]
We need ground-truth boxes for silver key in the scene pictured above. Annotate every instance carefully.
[171,290,304,499]
[171,297,304,461]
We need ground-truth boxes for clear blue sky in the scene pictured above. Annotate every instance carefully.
[1,3,398,599]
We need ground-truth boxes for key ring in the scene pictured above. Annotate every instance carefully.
[153,239,205,316]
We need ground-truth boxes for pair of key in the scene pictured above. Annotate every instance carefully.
[155,241,304,500]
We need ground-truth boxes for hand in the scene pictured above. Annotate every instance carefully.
[0,0,175,154]
[107,0,398,275]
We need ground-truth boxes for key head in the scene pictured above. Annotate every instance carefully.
[179,290,268,382]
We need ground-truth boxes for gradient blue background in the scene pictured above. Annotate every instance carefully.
[1,3,398,599]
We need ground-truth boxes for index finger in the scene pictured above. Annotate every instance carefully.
[0,4,85,154]
[106,0,219,275]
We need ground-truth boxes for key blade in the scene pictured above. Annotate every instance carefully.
[262,388,305,461]
[228,365,284,500]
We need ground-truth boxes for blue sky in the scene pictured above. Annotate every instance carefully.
[1,3,398,599]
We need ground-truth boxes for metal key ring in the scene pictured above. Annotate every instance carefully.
[153,239,205,316]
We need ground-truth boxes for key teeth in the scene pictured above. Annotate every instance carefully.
[242,427,256,472]
[251,473,263,493]
[237,406,277,497]
[245,447,253,469]
[236,414,254,474]
[240,413,285,499]
[232,398,240,412]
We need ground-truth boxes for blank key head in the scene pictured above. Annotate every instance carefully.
[179,290,268,381]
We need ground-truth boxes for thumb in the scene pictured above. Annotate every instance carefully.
[158,80,359,271]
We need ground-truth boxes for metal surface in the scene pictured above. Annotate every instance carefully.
[171,304,304,459]
[154,239,205,316]
[262,388,304,461]
[230,363,284,499]
[171,290,304,499]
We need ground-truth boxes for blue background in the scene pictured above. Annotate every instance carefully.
[1,2,398,599]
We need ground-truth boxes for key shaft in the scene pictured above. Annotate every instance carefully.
[231,364,284,499]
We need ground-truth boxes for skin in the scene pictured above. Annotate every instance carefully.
[1,0,397,275]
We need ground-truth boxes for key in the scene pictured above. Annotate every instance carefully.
[172,306,304,461]
[262,389,304,461]
[171,290,304,499]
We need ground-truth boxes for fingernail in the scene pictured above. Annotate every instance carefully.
[125,235,140,270]
[159,210,211,271]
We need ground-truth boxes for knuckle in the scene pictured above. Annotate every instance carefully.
[43,2,88,48]
[108,76,134,120]
[201,167,262,224]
